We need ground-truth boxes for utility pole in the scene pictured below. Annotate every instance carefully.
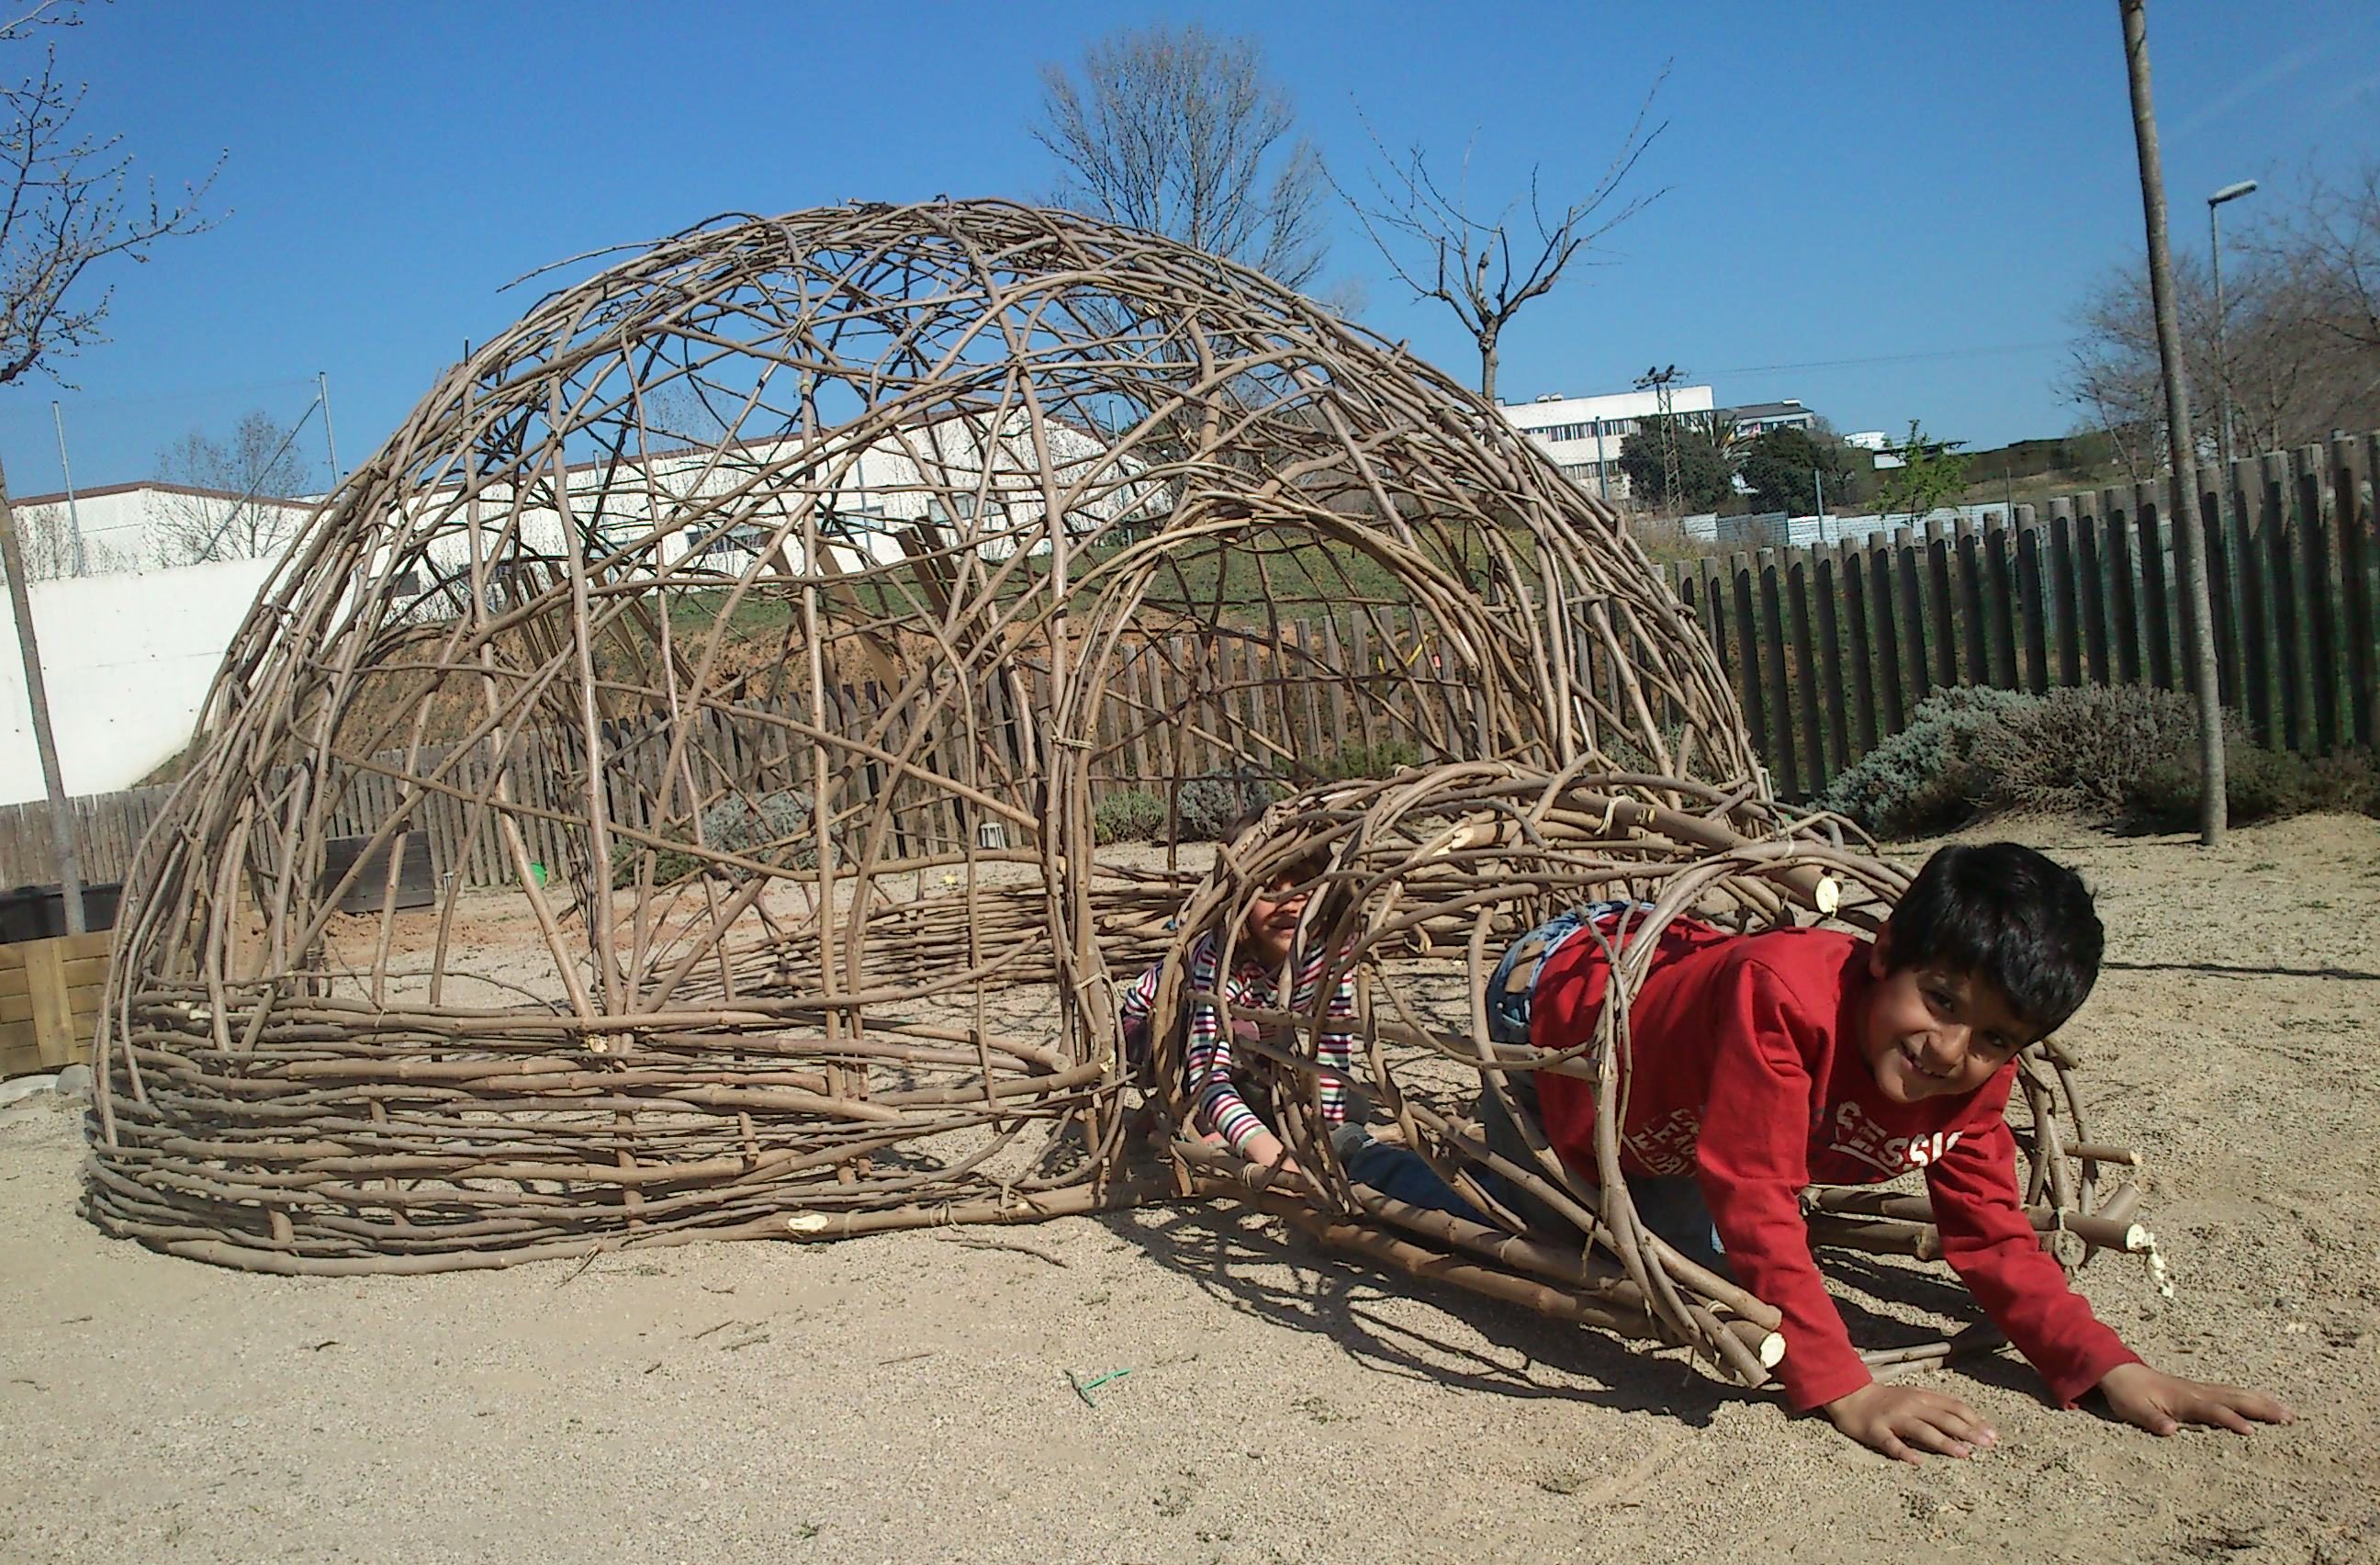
[2121,0,2226,845]
[51,402,86,576]
[319,370,341,485]
[0,456,86,932]
[1635,364,1684,514]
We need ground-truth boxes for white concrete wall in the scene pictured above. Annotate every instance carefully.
[0,557,278,804]
[11,487,317,576]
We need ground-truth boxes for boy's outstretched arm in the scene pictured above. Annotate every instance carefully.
[2095,1362,2296,1436]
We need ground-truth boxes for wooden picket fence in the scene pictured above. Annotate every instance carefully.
[0,604,1485,891]
[1670,434,2380,800]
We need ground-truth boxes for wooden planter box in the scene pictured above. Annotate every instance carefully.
[0,929,110,1078]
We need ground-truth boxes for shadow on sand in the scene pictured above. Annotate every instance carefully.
[1100,1194,2052,1428]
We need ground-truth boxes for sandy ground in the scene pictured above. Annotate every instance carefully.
[3,813,2378,1564]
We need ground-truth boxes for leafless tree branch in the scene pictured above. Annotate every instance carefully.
[1330,68,1670,402]
[150,407,313,565]
[0,0,219,390]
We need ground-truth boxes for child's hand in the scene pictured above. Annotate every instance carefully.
[1239,1131,1304,1183]
[1823,1381,2000,1465]
[2096,1362,2296,1436]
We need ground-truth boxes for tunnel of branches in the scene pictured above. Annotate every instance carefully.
[85,198,1769,1276]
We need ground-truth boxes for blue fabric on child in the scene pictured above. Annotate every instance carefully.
[1329,1123,1488,1222]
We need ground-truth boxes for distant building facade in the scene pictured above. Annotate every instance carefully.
[1722,400,1818,439]
[1497,384,1717,499]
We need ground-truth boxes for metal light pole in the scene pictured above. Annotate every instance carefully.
[318,369,341,484]
[2206,179,2258,472]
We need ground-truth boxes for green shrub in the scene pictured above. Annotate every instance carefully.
[1093,789,1169,845]
[1823,679,2378,839]
[702,790,813,853]
[1817,688,2033,837]
[1172,767,1283,842]
[1966,685,2209,816]
[608,789,817,887]
[1315,738,1422,781]
[608,840,706,889]
[2127,744,2380,830]
[1602,722,1694,776]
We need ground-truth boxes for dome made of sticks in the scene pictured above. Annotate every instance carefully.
[88,200,1757,1271]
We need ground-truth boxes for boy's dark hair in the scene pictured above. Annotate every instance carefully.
[1884,842,2104,1035]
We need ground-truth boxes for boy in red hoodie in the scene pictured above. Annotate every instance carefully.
[1488,842,2293,1464]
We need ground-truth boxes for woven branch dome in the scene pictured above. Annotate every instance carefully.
[88,199,1758,1272]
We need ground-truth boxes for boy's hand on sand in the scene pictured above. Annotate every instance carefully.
[2097,1363,2296,1436]
[1823,1382,1999,1466]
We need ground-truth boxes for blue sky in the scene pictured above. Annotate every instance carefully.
[3,0,2375,495]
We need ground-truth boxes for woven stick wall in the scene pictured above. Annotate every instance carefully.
[1157,764,2149,1390]
[85,200,1756,1272]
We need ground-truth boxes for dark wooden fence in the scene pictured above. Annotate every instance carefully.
[14,433,2373,888]
[1670,435,2378,800]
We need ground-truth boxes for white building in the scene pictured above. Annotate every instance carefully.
[6,480,320,579]
[1498,385,1718,500]
[1726,400,1818,439]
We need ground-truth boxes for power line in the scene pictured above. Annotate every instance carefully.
[1712,340,2077,377]
[0,374,322,422]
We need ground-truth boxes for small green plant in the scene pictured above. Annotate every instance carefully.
[1171,766,1283,841]
[1093,788,1169,845]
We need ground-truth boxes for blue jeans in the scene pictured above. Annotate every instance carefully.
[1478,906,1726,1271]
[1331,1123,1488,1223]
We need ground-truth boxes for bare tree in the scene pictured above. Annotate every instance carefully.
[1032,22,1328,289]
[151,409,313,564]
[1334,77,1668,403]
[2067,163,2380,466]
[9,496,117,577]
[2261,161,2380,370]
[0,0,219,934]
[0,0,219,388]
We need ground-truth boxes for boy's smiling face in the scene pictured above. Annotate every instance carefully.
[1859,933,2037,1104]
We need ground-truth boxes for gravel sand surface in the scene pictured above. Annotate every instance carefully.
[2,814,2374,1564]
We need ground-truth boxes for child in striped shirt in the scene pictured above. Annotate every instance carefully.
[1120,853,1478,1215]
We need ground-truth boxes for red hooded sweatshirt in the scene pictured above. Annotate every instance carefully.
[1531,916,2139,1411]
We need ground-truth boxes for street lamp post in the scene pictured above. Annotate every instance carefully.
[2207,178,2258,473]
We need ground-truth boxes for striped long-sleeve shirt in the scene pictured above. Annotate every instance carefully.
[1118,931,1357,1155]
